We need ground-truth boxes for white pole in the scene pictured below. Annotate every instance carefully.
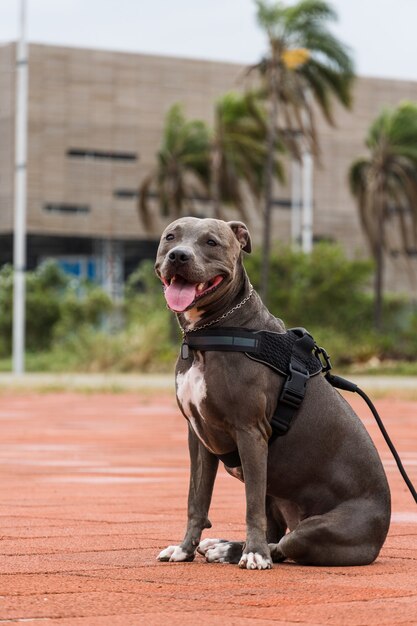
[301,150,313,254]
[291,158,302,248]
[301,89,314,254]
[12,0,28,375]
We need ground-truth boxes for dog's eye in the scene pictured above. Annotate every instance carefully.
[207,239,218,247]
[166,233,175,241]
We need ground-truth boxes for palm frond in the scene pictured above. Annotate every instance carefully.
[285,0,337,26]
[252,0,354,175]
[348,157,371,197]
[351,101,417,266]
[212,90,285,215]
[299,28,354,74]
[302,58,353,111]
[255,0,287,31]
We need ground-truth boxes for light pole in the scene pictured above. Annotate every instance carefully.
[301,149,313,254]
[301,90,313,254]
[291,158,301,248]
[12,0,28,374]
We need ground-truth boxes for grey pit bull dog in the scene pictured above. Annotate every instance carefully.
[154,216,391,570]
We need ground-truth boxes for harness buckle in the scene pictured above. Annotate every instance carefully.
[279,363,309,409]
[314,345,332,373]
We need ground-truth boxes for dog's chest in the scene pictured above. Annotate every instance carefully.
[176,355,213,447]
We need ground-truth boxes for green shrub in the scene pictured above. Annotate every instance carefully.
[53,316,176,373]
[0,261,113,357]
[244,243,375,333]
[1,248,415,373]
[0,262,68,355]
[244,243,417,367]
[21,259,178,373]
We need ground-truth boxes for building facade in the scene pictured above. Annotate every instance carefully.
[1,42,416,295]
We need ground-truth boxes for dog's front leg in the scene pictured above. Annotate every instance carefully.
[236,429,272,570]
[157,424,219,562]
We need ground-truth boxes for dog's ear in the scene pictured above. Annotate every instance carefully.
[227,221,252,253]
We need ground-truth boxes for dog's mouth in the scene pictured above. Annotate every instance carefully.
[161,274,224,312]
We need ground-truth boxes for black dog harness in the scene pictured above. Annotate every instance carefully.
[180,325,417,506]
[182,326,330,467]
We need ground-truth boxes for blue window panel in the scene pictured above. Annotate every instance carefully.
[57,258,98,281]
[87,259,97,280]
[58,260,82,277]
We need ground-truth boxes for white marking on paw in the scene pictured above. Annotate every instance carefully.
[197,538,223,556]
[157,545,189,562]
[206,542,232,563]
[238,552,272,570]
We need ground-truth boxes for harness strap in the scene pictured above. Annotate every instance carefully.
[181,328,261,357]
[269,329,315,441]
[183,327,322,377]
[183,326,319,467]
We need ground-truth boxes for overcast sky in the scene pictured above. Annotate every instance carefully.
[1,0,417,81]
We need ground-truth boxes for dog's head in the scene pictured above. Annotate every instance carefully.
[155,217,251,313]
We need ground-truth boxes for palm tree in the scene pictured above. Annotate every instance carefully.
[349,101,417,329]
[252,0,355,301]
[139,96,283,229]
[211,91,285,222]
[138,104,210,231]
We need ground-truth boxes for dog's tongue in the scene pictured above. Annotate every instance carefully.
[165,278,197,312]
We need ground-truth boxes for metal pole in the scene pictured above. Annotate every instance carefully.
[301,150,313,254]
[301,90,314,254]
[12,0,28,374]
[291,158,302,248]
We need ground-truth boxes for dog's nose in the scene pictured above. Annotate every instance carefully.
[168,247,192,264]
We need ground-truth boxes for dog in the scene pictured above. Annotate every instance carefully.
[154,217,391,570]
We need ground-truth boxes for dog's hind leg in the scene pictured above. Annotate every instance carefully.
[266,496,288,563]
[274,499,389,566]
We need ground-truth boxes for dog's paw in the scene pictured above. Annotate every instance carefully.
[238,552,272,570]
[205,541,233,563]
[197,538,224,556]
[157,545,193,562]
[198,539,244,564]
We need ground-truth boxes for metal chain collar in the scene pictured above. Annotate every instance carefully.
[178,285,255,337]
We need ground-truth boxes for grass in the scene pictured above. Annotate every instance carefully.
[1,353,416,376]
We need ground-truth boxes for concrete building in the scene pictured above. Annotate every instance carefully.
[1,42,416,295]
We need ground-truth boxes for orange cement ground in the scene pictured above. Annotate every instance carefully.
[0,390,416,625]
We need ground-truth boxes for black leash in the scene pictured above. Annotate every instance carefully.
[326,373,417,505]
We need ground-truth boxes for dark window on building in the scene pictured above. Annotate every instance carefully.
[44,203,90,214]
[114,189,212,202]
[114,189,138,198]
[272,198,293,208]
[391,248,417,257]
[67,148,138,162]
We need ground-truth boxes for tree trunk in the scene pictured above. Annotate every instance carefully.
[210,105,224,220]
[210,141,222,219]
[260,65,279,304]
[374,215,384,331]
[374,195,385,331]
